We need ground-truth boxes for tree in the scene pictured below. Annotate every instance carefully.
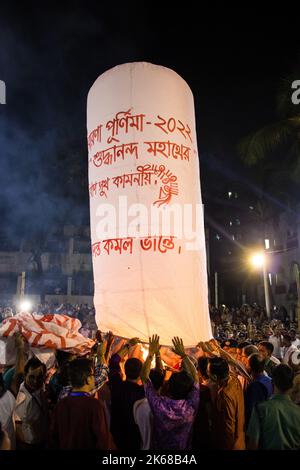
[238,68,300,189]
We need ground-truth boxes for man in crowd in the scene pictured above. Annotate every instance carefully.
[268,327,283,360]
[244,353,273,426]
[208,357,245,450]
[49,357,115,450]
[247,364,300,449]
[141,335,199,450]
[281,334,298,365]
[290,329,300,349]
[192,356,213,450]
[110,355,145,450]
[258,341,280,377]
[13,357,48,449]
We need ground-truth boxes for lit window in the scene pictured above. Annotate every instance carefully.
[265,239,270,250]
[234,192,238,199]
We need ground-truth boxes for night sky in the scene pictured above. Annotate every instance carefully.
[1,4,299,242]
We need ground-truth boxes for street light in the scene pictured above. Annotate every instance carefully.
[250,251,271,318]
[19,300,32,312]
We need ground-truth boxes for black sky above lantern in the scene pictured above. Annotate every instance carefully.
[0,3,299,244]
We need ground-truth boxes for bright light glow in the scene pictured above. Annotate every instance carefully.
[268,273,272,285]
[265,239,270,249]
[228,191,232,198]
[250,252,265,268]
[19,300,32,312]
[140,344,156,367]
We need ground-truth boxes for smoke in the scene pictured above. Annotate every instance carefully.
[0,4,141,245]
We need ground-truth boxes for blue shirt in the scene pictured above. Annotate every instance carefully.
[245,374,273,426]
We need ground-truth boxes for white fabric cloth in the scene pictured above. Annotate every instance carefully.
[133,397,153,450]
[13,382,48,445]
[0,390,16,449]
[0,313,94,362]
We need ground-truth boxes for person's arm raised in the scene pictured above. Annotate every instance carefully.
[172,336,198,383]
[140,335,160,384]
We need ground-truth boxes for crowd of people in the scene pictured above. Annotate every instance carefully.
[0,302,300,451]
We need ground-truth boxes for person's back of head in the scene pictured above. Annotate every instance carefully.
[56,350,74,368]
[208,357,229,383]
[149,369,165,391]
[248,353,265,376]
[168,370,194,400]
[197,356,209,380]
[68,358,94,389]
[272,364,294,393]
[124,358,143,381]
[243,345,258,357]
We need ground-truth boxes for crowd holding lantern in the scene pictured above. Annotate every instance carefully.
[0,301,300,451]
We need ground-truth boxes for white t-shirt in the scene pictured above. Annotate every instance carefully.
[13,382,48,445]
[269,335,282,359]
[292,338,300,349]
[133,398,153,450]
[282,345,298,365]
[0,390,16,449]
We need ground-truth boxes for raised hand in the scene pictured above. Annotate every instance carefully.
[106,331,114,346]
[128,337,140,347]
[15,332,25,349]
[171,336,186,358]
[148,334,160,356]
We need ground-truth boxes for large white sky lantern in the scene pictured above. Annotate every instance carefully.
[87,62,212,347]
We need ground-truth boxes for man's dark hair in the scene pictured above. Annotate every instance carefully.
[69,358,94,389]
[24,357,46,376]
[149,369,165,390]
[197,357,209,379]
[259,341,274,355]
[56,350,74,368]
[272,364,294,392]
[209,357,229,381]
[248,353,265,375]
[124,358,143,380]
[243,345,258,357]
[238,341,251,349]
[168,370,194,400]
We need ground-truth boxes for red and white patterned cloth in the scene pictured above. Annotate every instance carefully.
[0,312,95,354]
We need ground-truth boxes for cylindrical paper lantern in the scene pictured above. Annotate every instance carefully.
[87,62,212,347]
